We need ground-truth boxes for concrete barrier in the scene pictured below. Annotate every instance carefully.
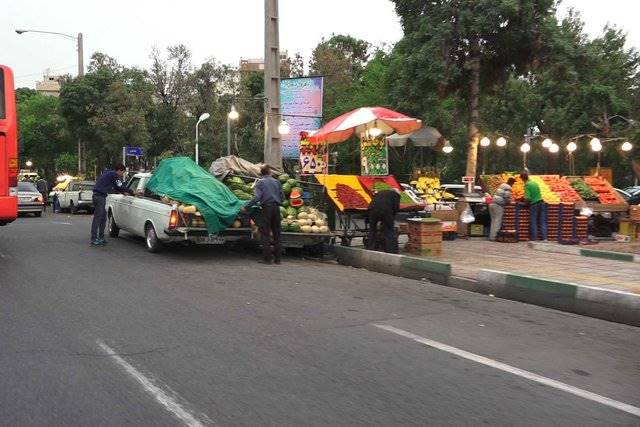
[529,242,640,263]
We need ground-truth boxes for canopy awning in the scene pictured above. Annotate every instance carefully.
[386,126,443,147]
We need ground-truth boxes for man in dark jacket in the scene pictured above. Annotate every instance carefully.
[91,164,133,246]
[242,165,285,264]
[367,189,401,253]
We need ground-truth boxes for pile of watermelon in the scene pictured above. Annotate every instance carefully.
[224,176,255,200]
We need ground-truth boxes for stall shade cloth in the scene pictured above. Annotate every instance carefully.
[308,107,422,145]
[386,126,442,147]
[146,157,244,234]
[209,155,282,180]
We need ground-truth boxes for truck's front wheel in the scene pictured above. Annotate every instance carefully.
[145,224,163,253]
[108,212,120,238]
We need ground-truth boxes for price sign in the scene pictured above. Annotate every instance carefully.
[360,136,389,176]
[462,176,475,183]
[299,136,328,175]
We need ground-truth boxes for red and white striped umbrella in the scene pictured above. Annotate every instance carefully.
[308,107,422,145]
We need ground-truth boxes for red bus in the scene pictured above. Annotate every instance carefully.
[0,64,18,226]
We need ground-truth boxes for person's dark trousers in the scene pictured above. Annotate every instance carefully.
[367,210,398,253]
[53,194,60,212]
[259,203,282,262]
[91,194,107,241]
[529,202,548,241]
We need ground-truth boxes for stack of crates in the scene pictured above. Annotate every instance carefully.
[501,204,516,233]
[515,204,530,241]
[559,203,576,242]
[405,218,442,256]
[547,204,560,241]
[575,216,588,240]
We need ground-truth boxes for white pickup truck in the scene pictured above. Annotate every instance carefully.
[107,172,333,253]
[58,180,95,214]
[106,173,245,252]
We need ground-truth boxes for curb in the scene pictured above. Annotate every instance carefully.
[475,270,640,327]
[528,242,640,263]
[334,246,640,327]
[333,246,451,285]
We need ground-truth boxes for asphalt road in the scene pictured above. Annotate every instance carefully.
[1,211,639,426]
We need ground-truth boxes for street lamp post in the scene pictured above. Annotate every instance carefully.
[195,113,210,165]
[227,106,239,156]
[16,29,84,173]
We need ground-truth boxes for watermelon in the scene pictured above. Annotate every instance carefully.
[281,199,290,208]
[279,206,287,217]
[286,207,298,217]
[290,198,304,207]
[229,176,244,184]
[241,184,253,193]
[278,173,290,183]
[298,206,310,213]
[286,179,298,187]
[280,221,289,232]
[288,222,301,233]
[282,183,292,194]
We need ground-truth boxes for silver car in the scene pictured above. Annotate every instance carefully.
[17,181,44,217]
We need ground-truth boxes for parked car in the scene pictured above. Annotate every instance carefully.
[17,181,44,217]
[615,188,640,205]
[57,180,95,214]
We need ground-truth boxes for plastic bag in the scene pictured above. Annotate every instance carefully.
[460,207,475,224]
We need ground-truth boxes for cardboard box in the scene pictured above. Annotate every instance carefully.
[469,224,485,237]
[431,209,458,222]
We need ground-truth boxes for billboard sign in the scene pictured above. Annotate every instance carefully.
[280,77,324,159]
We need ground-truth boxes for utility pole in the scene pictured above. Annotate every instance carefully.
[77,32,85,175]
[264,0,282,168]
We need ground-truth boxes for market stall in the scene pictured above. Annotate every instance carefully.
[481,173,629,241]
[306,107,425,246]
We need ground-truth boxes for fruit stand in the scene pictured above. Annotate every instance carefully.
[566,176,628,212]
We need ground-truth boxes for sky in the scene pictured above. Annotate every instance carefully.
[3,0,640,89]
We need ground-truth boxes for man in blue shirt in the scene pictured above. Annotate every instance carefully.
[91,164,133,246]
[242,165,285,264]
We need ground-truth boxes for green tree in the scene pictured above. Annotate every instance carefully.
[390,0,558,178]
[54,153,78,175]
[17,94,71,179]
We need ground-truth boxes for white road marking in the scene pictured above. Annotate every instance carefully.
[50,221,72,225]
[373,324,640,418]
[96,340,213,426]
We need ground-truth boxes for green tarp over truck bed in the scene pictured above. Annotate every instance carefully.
[146,157,244,234]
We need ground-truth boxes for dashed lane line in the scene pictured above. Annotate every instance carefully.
[373,324,640,418]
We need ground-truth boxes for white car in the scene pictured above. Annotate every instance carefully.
[57,180,95,214]
[106,173,240,252]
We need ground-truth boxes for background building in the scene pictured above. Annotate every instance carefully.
[35,74,62,97]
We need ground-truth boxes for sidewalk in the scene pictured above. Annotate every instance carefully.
[430,239,640,295]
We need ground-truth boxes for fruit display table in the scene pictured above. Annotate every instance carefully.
[566,176,628,212]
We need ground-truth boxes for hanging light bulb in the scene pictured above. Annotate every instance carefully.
[520,142,531,153]
[442,141,453,154]
[278,120,290,135]
[369,127,383,138]
[590,137,602,152]
[566,141,577,152]
[496,137,507,147]
[549,143,560,153]
[542,138,553,148]
[621,141,633,152]
[480,137,491,147]
[227,106,239,120]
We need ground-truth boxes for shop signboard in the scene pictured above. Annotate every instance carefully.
[280,77,324,159]
[360,137,389,176]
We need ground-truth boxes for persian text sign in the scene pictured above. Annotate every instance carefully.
[280,77,324,159]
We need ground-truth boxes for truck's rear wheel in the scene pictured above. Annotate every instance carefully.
[108,212,120,238]
[145,223,163,253]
